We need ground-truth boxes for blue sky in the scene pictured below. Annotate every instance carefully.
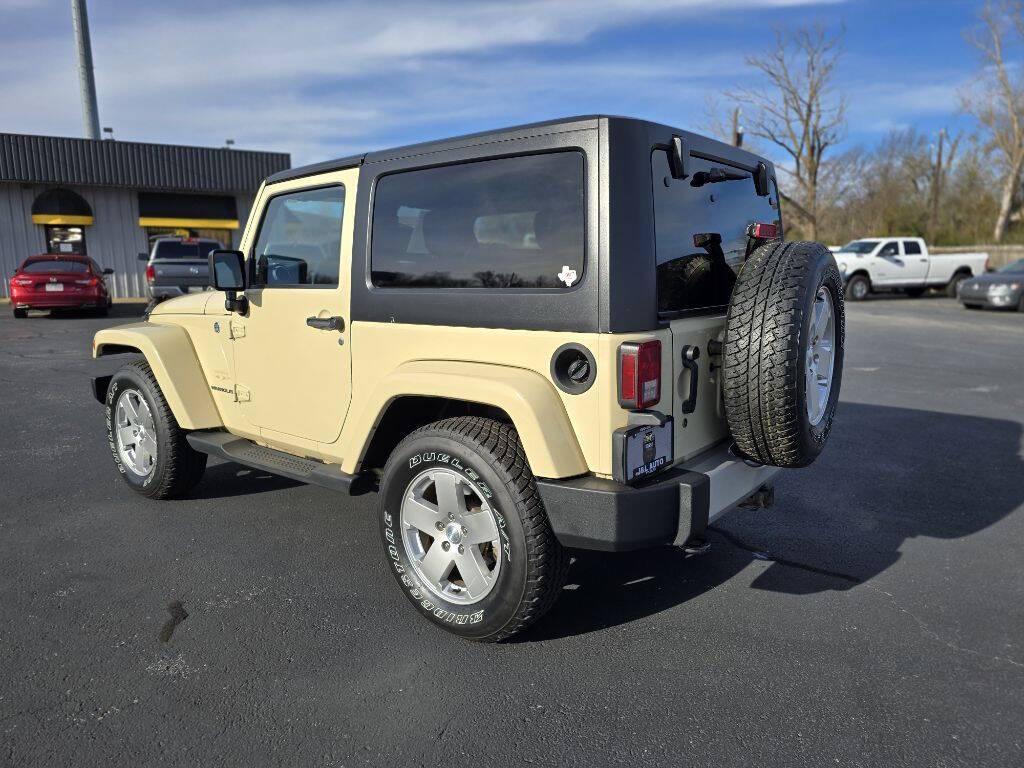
[0,0,995,166]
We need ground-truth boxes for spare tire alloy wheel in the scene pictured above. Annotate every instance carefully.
[805,287,837,427]
[379,417,569,642]
[723,241,846,468]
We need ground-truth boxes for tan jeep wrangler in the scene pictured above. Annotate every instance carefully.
[91,116,844,641]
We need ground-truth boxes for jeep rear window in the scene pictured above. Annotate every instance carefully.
[371,152,585,289]
[652,150,780,316]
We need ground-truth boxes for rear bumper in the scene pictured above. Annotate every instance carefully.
[12,295,105,309]
[959,291,1021,309]
[537,442,781,551]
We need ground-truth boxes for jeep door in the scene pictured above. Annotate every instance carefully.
[232,169,357,446]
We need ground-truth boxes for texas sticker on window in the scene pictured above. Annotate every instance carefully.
[557,266,577,287]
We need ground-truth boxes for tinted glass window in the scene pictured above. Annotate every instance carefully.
[153,240,221,259]
[879,241,899,257]
[840,241,879,254]
[652,151,780,315]
[998,258,1024,273]
[252,186,345,287]
[903,240,922,255]
[371,152,585,289]
[22,259,89,274]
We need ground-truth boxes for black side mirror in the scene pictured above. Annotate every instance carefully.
[209,249,248,313]
[138,252,150,262]
[102,267,115,275]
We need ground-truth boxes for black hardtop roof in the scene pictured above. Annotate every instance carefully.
[265,115,768,185]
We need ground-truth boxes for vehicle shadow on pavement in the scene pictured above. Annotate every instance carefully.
[184,460,302,499]
[518,403,1024,642]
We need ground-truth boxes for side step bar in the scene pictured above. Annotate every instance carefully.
[186,431,364,495]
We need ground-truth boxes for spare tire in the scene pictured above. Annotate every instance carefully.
[723,241,845,468]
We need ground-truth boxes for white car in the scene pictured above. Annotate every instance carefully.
[833,237,989,301]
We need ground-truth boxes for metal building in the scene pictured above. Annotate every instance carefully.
[0,133,290,298]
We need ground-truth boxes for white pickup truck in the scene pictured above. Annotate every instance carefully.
[832,238,989,301]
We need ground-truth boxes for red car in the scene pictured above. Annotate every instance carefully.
[9,254,114,318]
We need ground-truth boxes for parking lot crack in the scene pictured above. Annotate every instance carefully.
[863,584,1024,671]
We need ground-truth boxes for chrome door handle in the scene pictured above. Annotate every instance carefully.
[306,315,344,331]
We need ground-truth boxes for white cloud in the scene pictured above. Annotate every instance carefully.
[0,0,845,164]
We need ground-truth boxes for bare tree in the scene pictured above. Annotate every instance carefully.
[963,0,1024,242]
[731,26,845,240]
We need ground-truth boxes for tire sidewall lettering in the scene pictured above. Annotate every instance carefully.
[381,439,525,634]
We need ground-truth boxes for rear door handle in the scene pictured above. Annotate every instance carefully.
[681,345,700,414]
[306,315,344,331]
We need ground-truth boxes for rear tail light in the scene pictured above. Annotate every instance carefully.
[618,340,662,410]
[145,265,155,283]
[748,222,778,239]
[75,277,100,286]
[12,278,33,286]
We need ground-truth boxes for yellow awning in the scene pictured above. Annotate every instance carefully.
[138,217,239,229]
[32,214,94,226]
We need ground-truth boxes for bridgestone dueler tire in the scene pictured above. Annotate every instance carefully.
[378,417,569,642]
[105,360,207,499]
[723,240,845,468]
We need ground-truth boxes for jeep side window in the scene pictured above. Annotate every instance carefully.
[251,185,345,287]
[879,241,899,257]
[370,151,585,289]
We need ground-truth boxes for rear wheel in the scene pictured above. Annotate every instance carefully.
[378,417,568,642]
[844,274,871,301]
[105,360,207,499]
[723,241,845,468]
[946,272,969,298]
[12,308,27,319]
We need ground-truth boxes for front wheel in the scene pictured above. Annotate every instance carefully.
[379,417,569,642]
[105,360,207,499]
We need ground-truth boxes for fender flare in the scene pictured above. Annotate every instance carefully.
[345,360,588,479]
[92,322,222,430]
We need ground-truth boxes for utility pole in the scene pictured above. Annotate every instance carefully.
[71,0,101,140]
[732,107,744,148]
[929,129,950,243]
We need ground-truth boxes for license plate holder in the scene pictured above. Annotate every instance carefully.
[45,283,64,292]
[612,415,674,484]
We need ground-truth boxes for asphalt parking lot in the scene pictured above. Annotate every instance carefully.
[1,297,1021,767]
